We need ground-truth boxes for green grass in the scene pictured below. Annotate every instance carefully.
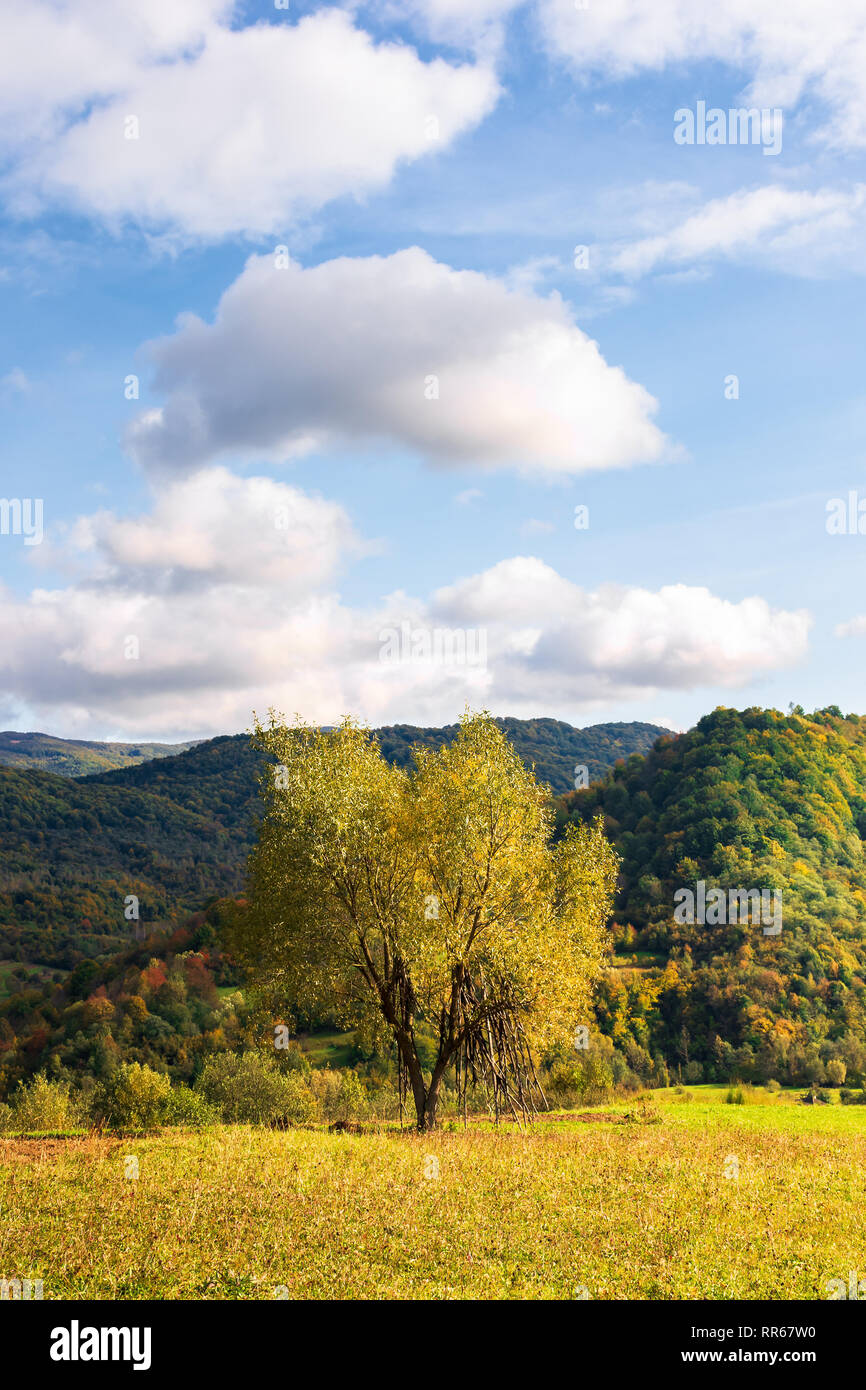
[0,961,59,998]
[295,1029,357,1068]
[2,1091,865,1300]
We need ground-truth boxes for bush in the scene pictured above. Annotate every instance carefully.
[308,1067,368,1123]
[280,1071,318,1124]
[8,1074,84,1131]
[800,1087,832,1105]
[93,1062,170,1129]
[725,1087,745,1105]
[623,1095,662,1125]
[196,1051,315,1126]
[161,1087,219,1128]
[544,1054,615,1107]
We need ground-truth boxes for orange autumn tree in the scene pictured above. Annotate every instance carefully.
[240,709,618,1131]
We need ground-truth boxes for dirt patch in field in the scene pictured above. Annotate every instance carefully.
[471,1110,626,1125]
[543,1112,626,1124]
[0,1136,121,1163]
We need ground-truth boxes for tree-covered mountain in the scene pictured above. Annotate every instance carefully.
[0,731,198,776]
[5,705,866,1094]
[375,717,665,794]
[0,718,668,976]
[559,706,866,1087]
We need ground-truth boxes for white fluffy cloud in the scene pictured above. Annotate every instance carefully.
[127,246,668,478]
[48,466,361,595]
[0,468,364,736]
[392,0,866,148]
[430,557,811,702]
[611,184,866,279]
[0,486,810,738]
[0,4,498,238]
[538,0,866,149]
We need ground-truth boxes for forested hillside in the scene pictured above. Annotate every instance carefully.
[560,706,866,1087]
[375,718,665,793]
[0,718,666,975]
[5,706,866,1094]
[0,731,197,776]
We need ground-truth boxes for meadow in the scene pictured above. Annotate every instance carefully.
[2,1087,864,1301]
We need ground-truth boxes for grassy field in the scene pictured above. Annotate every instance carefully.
[2,1088,864,1300]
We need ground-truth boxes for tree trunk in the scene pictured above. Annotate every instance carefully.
[395,1030,429,1130]
[420,1075,442,1131]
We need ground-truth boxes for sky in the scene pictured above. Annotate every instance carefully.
[1,0,866,742]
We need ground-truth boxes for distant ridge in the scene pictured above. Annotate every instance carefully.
[0,718,670,794]
[0,731,199,777]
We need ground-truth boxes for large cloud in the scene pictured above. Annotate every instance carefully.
[0,483,810,739]
[126,247,669,478]
[430,557,811,700]
[0,4,498,239]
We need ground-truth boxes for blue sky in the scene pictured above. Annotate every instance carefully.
[1,0,865,741]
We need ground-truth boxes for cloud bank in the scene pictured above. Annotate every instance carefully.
[0,476,810,739]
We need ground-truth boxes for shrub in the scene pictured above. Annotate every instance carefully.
[196,1051,315,1126]
[280,1071,317,1124]
[161,1087,219,1128]
[624,1095,662,1125]
[800,1087,832,1105]
[544,1054,614,1107]
[826,1059,847,1088]
[308,1067,368,1123]
[765,1079,781,1093]
[8,1074,84,1131]
[93,1062,171,1129]
[725,1087,745,1105]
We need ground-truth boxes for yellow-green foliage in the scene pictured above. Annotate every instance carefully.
[242,709,618,1128]
[93,1063,171,1130]
[2,1098,864,1300]
[5,1074,84,1132]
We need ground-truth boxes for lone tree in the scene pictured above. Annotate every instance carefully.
[239,709,618,1131]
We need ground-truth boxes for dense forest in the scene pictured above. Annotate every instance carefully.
[0,902,249,1098]
[375,718,666,793]
[0,718,666,977]
[559,706,866,1088]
